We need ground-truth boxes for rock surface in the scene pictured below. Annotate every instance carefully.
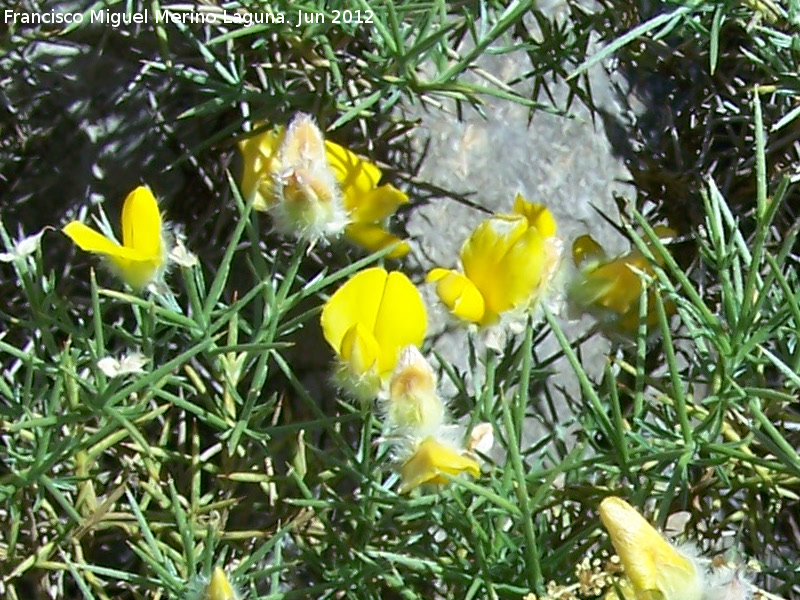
[399,15,635,450]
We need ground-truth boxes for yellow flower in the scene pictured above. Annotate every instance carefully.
[385,345,445,437]
[399,437,480,493]
[320,268,427,400]
[599,497,704,600]
[427,194,561,326]
[237,126,283,213]
[62,186,166,290]
[324,141,410,258]
[569,227,675,336]
[206,566,238,600]
[238,115,409,256]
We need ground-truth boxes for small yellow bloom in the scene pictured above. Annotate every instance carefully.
[62,186,166,289]
[569,227,675,336]
[320,268,427,400]
[385,345,445,436]
[206,566,238,600]
[427,194,561,326]
[599,497,704,600]
[399,437,480,493]
[238,115,409,255]
[237,126,283,213]
[324,141,410,258]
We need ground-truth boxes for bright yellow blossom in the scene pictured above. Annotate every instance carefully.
[569,227,675,336]
[238,115,409,256]
[399,437,481,493]
[325,140,410,258]
[62,186,166,290]
[205,566,238,600]
[599,497,704,600]
[320,268,426,400]
[237,127,283,213]
[427,194,560,326]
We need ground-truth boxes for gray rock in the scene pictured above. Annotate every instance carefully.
[398,18,634,451]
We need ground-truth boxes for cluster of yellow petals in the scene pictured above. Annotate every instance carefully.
[62,186,167,290]
[398,436,481,494]
[238,115,409,256]
[385,345,481,493]
[599,497,704,600]
[569,227,676,336]
[427,194,561,326]
[59,112,684,509]
[321,271,481,492]
[326,141,411,258]
[320,267,427,401]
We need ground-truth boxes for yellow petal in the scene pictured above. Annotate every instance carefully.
[599,497,704,600]
[372,271,427,375]
[206,566,237,600]
[426,268,486,324]
[113,259,163,290]
[333,323,385,401]
[399,437,480,493]
[63,222,130,257]
[121,186,162,258]
[339,322,381,377]
[570,249,670,337]
[63,221,159,289]
[572,234,607,268]
[347,185,409,224]
[237,126,284,211]
[513,194,557,237]
[570,228,676,336]
[321,268,385,356]
[344,223,410,259]
[324,140,383,201]
[320,268,426,381]
[572,257,646,315]
[324,140,408,221]
[116,186,164,288]
[63,187,165,289]
[460,214,545,319]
